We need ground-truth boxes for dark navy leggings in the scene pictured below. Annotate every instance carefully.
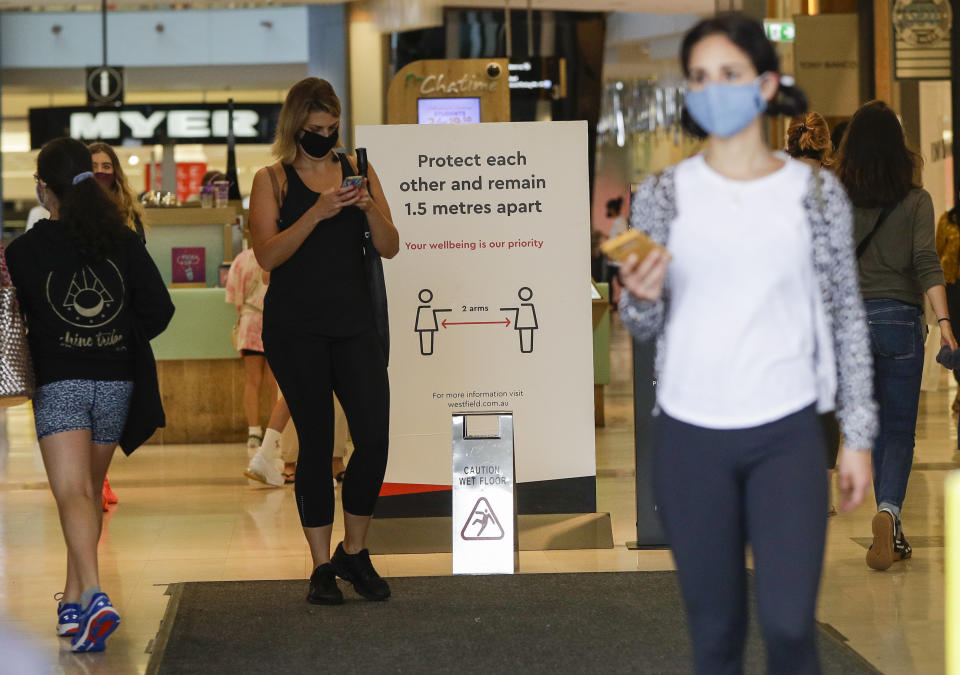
[654,405,827,675]
[264,328,389,527]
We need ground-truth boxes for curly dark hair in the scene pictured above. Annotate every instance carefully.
[37,137,131,261]
[836,100,922,208]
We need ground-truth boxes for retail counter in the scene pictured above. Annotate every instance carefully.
[147,288,273,444]
[142,206,271,444]
[143,206,238,288]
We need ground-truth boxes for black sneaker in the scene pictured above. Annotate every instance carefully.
[330,542,391,601]
[894,529,913,561]
[307,563,343,605]
[866,509,912,570]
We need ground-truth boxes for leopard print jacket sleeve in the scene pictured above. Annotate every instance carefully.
[618,165,878,451]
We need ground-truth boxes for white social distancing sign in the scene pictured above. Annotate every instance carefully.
[355,121,595,516]
[452,413,517,575]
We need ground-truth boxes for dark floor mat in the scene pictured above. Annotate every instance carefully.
[148,571,878,674]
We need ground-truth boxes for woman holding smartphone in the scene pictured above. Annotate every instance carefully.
[618,15,875,673]
[246,77,399,605]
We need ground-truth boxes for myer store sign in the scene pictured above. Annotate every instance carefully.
[29,103,281,149]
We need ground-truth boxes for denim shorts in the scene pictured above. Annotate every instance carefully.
[33,379,135,445]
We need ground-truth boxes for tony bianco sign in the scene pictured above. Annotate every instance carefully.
[29,103,281,148]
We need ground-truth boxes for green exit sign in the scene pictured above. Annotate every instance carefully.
[764,20,796,42]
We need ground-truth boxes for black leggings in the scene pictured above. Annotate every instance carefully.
[654,405,827,675]
[263,328,389,527]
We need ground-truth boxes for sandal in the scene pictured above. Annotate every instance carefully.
[282,472,295,485]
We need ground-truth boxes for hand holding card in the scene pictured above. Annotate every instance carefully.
[600,229,668,263]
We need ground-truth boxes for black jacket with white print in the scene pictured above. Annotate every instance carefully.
[6,219,174,388]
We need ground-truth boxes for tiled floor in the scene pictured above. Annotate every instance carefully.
[0,315,956,673]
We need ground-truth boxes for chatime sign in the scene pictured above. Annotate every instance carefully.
[406,72,499,96]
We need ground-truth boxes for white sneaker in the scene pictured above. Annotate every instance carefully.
[244,452,283,487]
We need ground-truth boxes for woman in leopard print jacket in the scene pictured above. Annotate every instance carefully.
[617,14,875,675]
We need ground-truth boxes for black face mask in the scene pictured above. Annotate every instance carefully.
[94,172,116,189]
[299,128,339,159]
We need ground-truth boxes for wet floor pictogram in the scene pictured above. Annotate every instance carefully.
[460,497,505,540]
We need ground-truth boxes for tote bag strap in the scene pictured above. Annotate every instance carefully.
[266,162,286,209]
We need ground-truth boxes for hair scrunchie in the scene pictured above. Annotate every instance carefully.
[72,171,95,185]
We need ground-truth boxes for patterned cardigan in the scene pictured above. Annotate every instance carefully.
[618,164,878,450]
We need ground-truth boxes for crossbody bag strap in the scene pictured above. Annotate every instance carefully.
[856,203,896,259]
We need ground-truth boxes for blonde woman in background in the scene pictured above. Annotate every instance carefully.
[85,142,148,509]
[784,112,835,170]
[89,142,146,242]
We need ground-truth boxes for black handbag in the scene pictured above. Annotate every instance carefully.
[338,154,391,363]
[362,222,391,363]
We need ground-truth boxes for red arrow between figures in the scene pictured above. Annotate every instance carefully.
[442,317,511,328]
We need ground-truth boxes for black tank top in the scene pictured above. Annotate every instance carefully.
[263,156,372,335]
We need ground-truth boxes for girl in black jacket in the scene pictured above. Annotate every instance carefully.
[5,137,174,653]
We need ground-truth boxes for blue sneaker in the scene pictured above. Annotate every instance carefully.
[54,593,80,637]
[71,592,120,653]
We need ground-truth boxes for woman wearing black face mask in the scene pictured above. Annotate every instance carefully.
[246,77,399,606]
[89,142,146,242]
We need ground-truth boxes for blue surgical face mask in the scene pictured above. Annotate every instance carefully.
[684,74,769,139]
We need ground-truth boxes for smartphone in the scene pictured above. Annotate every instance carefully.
[341,176,364,190]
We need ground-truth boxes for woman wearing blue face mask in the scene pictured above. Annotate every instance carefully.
[618,14,875,674]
